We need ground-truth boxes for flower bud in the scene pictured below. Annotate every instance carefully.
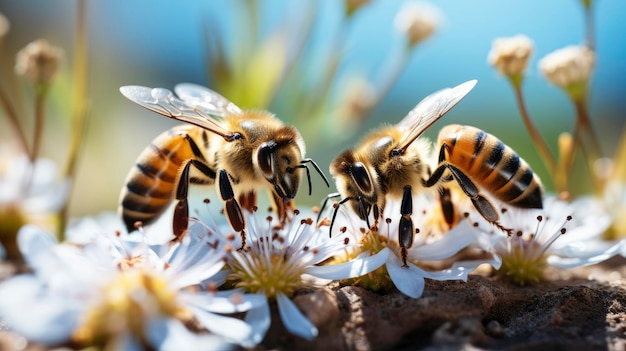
[488,35,534,78]
[539,45,595,91]
[15,39,63,85]
[345,0,371,17]
[394,1,442,48]
[0,12,9,39]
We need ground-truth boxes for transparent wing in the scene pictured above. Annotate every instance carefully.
[174,83,243,117]
[396,80,477,152]
[120,85,235,140]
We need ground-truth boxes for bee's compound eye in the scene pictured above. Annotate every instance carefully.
[351,162,373,194]
[257,142,276,178]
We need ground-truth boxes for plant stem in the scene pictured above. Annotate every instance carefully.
[58,0,89,240]
[0,85,30,156]
[511,81,557,179]
[32,84,49,162]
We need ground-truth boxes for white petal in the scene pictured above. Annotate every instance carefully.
[17,225,56,265]
[244,296,271,346]
[146,317,232,351]
[409,221,478,261]
[424,266,469,282]
[0,276,78,345]
[385,254,426,298]
[276,292,318,340]
[306,247,390,280]
[548,239,624,268]
[180,291,265,314]
[189,306,254,345]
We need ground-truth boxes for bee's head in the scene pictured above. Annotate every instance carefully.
[254,133,303,201]
[330,150,379,221]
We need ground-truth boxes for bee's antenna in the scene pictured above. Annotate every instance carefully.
[301,158,330,188]
[330,196,352,238]
[316,192,341,224]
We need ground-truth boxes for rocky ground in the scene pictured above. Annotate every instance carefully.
[261,256,626,351]
[1,257,625,351]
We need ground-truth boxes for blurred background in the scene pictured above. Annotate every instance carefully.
[0,0,624,218]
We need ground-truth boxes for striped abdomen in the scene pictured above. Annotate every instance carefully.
[438,124,542,208]
[119,124,214,231]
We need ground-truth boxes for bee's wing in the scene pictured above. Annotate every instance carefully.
[174,83,243,117]
[120,85,236,140]
[396,80,477,152]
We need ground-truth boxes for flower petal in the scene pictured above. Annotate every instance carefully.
[548,239,625,268]
[409,221,478,261]
[0,275,78,345]
[180,290,265,314]
[145,316,231,351]
[306,247,390,280]
[17,224,57,265]
[276,292,318,340]
[189,306,254,345]
[244,295,271,346]
[385,254,426,298]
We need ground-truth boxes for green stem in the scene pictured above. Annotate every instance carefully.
[58,0,89,240]
[510,80,557,178]
[572,96,603,194]
[32,84,49,162]
[0,85,31,156]
[584,3,595,51]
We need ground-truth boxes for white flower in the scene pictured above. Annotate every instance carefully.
[488,35,534,77]
[331,193,493,299]
[539,45,595,89]
[192,207,388,342]
[394,1,443,47]
[0,151,70,259]
[0,221,264,349]
[468,196,623,285]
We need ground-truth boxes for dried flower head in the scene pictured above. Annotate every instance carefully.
[345,0,371,17]
[0,12,9,39]
[15,39,63,85]
[488,35,534,78]
[539,45,595,94]
[394,1,442,47]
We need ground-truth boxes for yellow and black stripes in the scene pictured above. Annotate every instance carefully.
[119,125,215,231]
[439,124,542,209]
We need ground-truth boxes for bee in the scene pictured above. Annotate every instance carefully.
[328,80,543,265]
[118,83,329,243]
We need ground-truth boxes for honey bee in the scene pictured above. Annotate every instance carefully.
[118,83,329,242]
[328,80,543,265]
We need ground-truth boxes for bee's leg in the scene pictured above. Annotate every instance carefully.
[238,191,257,213]
[218,169,246,249]
[173,159,216,241]
[425,161,511,234]
[438,187,455,229]
[399,185,414,268]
